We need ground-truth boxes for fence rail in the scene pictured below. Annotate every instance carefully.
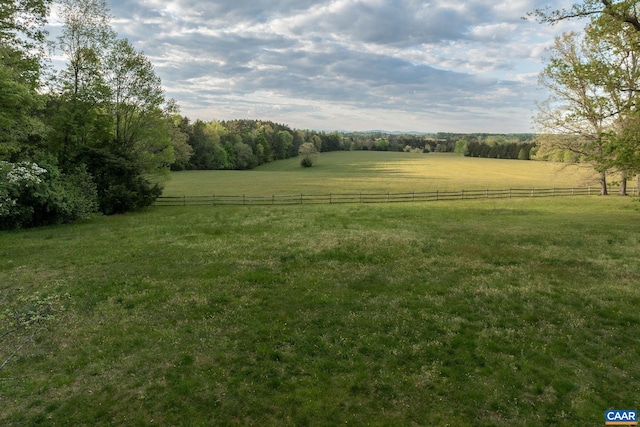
[154,186,638,207]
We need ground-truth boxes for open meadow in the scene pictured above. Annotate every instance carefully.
[162,152,606,196]
[1,153,639,426]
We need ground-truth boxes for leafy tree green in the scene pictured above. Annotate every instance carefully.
[273,130,293,160]
[299,142,319,167]
[105,42,175,175]
[49,0,176,213]
[0,0,51,161]
[233,141,256,170]
[532,0,640,193]
[0,56,46,160]
[167,115,193,171]
[51,0,114,158]
[76,146,161,215]
[535,32,615,195]
[373,139,389,151]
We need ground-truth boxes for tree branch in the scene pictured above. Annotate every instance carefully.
[0,327,46,372]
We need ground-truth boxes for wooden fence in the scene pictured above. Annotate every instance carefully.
[154,186,638,207]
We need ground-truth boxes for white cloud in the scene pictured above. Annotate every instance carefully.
[75,0,586,132]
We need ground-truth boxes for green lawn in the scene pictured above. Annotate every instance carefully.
[163,152,604,196]
[1,153,639,426]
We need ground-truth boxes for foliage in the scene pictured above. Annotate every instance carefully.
[0,0,51,60]
[0,160,98,230]
[0,0,183,229]
[533,1,640,194]
[298,142,319,167]
[464,141,535,160]
[173,121,540,172]
[76,147,162,215]
[0,0,50,161]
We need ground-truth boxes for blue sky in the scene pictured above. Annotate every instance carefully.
[51,0,582,132]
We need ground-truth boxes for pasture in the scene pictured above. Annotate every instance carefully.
[1,153,639,426]
[162,152,604,196]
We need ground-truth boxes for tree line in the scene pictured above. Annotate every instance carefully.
[170,123,542,172]
[171,119,345,171]
[463,141,536,160]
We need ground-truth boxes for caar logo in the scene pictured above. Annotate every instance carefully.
[605,410,638,426]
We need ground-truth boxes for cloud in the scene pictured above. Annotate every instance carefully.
[72,0,583,132]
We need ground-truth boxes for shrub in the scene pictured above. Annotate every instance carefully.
[0,161,98,230]
[300,157,314,167]
[77,147,163,215]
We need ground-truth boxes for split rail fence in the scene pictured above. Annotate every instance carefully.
[154,186,638,207]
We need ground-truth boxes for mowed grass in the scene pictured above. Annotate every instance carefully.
[163,152,602,196]
[1,153,639,426]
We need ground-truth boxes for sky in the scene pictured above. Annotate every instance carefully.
[52,0,583,133]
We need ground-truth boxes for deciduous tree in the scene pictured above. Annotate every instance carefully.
[535,31,614,195]
[298,142,319,167]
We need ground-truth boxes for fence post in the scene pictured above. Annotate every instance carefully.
[486,189,489,198]
[588,186,591,196]
[387,192,390,203]
[330,193,332,204]
[509,188,512,198]
[300,193,303,205]
[461,189,464,200]
[360,192,362,203]
[436,190,439,201]
[213,194,216,206]
[413,192,415,202]
[183,195,186,206]
[272,195,275,205]
[243,194,245,205]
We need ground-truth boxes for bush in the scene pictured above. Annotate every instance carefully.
[0,161,98,230]
[300,157,314,167]
[77,147,163,215]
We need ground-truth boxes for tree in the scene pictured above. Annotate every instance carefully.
[532,0,640,193]
[49,0,175,213]
[104,38,175,176]
[535,32,615,195]
[54,0,114,150]
[233,141,256,170]
[167,115,193,171]
[0,56,46,160]
[0,0,51,160]
[530,0,640,32]
[589,16,640,193]
[298,142,319,167]
[273,130,293,160]
[0,0,52,69]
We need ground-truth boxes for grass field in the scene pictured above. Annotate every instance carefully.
[1,153,639,426]
[162,152,605,196]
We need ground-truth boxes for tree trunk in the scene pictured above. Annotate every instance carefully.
[600,171,608,196]
[619,170,627,196]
